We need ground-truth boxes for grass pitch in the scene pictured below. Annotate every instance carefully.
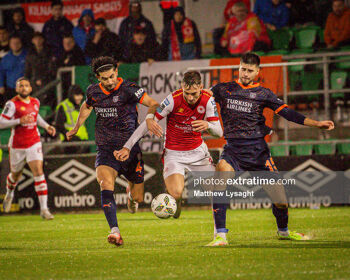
[0,207,349,280]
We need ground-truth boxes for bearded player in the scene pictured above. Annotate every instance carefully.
[66,56,161,246]
[205,52,335,246]
[114,71,223,218]
[0,77,56,219]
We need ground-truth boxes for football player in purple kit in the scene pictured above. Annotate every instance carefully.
[66,56,162,246]
[206,52,335,246]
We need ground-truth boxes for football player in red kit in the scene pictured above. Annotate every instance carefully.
[0,77,56,219]
[114,71,223,218]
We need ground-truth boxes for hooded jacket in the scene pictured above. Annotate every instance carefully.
[161,7,201,60]
[73,9,95,51]
[119,2,157,50]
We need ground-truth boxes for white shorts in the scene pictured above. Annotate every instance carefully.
[163,142,215,179]
[9,142,43,173]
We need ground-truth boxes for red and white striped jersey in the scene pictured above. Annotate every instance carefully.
[155,89,219,151]
[1,96,41,148]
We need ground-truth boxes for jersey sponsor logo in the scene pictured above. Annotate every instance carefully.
[95,107,118,118]
[250,92,256,99]
[113,96,119,103]
[197,105,205,114]
[134,88,144,99]
[226,99,252,113]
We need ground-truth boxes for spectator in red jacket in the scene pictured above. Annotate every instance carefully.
[224,0,251,21]
[324,0,350,48]
[221,2,271,55]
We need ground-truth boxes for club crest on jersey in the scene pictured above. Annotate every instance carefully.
[113,96,119,103]
[197,105,205,114]
[20,106,26,111]
[34,104,39,111]
[178,108,184,113]
[250,92,256,98]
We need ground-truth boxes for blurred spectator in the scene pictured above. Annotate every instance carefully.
[55,85,89,153]
[0,35,26,106]
[119,0,157,52]
[224,0,251,21]
[0,26,9,61]
[24,32,55,103]
[123,26,159,64]
[213,0,251,56]
[6,7,34,48]
[73,9,95,64]
[254,0,290,30]
[159,0,182,25]
[57,34,85,67]
[221,2,271,55]
[55,34,85,100]
[288,0,317,27]
[161,7,201,60]
[85,18,122,62]
[42,0,73,58]
[324,0,350,49]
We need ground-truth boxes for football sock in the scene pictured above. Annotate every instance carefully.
[6,173,17,194]
[34,175,48,210]
[213,203,228,235]
[272,204,289,232]
[101,190,118,229]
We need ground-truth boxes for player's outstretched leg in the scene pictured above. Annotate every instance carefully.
[3,173,19,213]
[273,203,308,241]
[28,160,53,220]
[164,173,184,219]
[206,204,229,246]
[206,159,232,246]
[34,175,53,220]
[97,166,123,246]
[126,182,144,214]
[102,190,123,246]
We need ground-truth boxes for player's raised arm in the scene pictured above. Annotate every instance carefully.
[139,93,163,137]
[266,90,335,131]
[114,94,174,161]
[66,101,93,141]
[37,114,56,136]
[0,101,33,129]
[191,96,223,137]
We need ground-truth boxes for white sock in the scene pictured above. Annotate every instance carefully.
[217,232,227,240]
[6,188,14,197]
[278,230,290,236]
[34,175,48,210]
[111,227,120,234]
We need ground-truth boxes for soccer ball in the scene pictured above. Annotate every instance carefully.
[151,193,177,219]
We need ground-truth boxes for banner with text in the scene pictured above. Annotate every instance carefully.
[21,0,129,34]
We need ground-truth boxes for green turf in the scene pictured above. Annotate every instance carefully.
[0,208,350,280]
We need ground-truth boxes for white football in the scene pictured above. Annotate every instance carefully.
[151,193,177,219]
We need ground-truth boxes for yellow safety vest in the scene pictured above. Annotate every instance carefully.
[56,99,88,141]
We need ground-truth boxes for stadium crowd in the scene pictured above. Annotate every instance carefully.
[0,0,349,113]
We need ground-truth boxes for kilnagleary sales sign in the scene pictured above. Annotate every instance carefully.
[21,0,129,33]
